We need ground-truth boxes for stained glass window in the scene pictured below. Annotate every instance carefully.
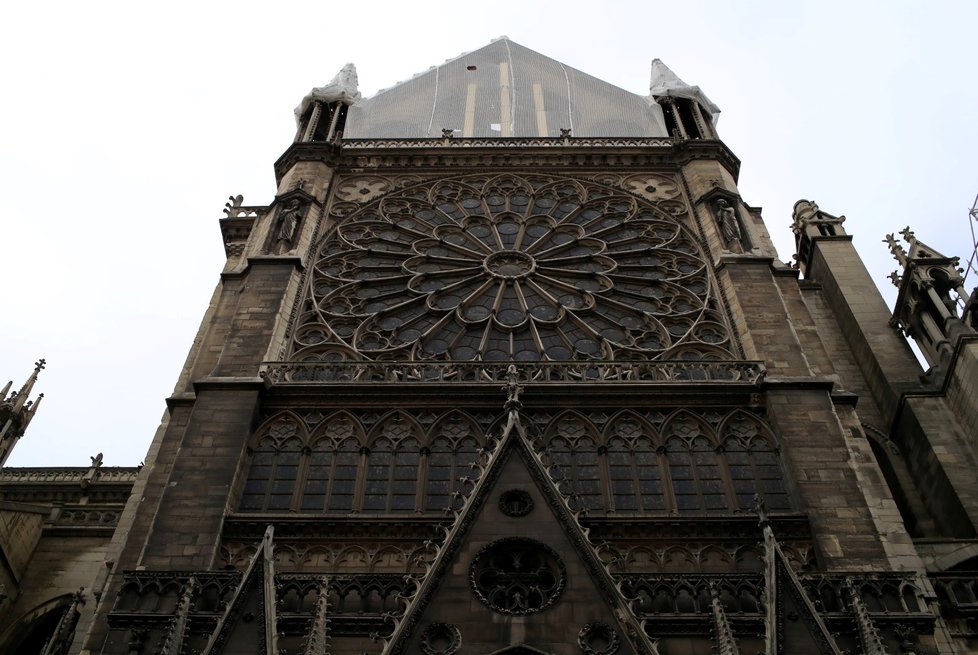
[294,174,733,363]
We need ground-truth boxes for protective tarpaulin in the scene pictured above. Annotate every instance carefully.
[648,58,720,124]
[344,38,668,139]
[295,63,361,126]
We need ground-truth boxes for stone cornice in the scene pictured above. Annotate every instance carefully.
[273,137,741,182]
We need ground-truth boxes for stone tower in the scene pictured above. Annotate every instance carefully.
[3,38,977,655]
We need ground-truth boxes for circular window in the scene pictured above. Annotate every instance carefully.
[578,622,620,655]
[469,538,566,614]
[302,173,732,362]
[420,622,461,655]
[499,489,534,517]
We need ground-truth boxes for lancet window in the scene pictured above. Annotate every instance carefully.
[538,410,792,515]
[239,411,486,514]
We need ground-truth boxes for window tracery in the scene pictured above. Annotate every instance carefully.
[239,410,485,514]
[292,173,734,364]
[239,408,791,516]
[536,409,792,515]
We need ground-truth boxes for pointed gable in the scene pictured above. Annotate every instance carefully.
[394,443,644,654]
[344,38,668,139]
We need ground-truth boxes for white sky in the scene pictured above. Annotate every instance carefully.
[1,1,975,467]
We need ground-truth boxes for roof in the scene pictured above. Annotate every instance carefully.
[343,38,669,139]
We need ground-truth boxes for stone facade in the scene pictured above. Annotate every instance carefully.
[1,40,976,655]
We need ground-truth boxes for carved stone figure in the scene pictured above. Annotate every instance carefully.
[714,198,743,251]
[276,200,302,252]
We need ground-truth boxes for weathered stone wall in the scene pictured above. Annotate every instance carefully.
[0,504,46,622]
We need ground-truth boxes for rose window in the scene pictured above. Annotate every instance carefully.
[297,174,732,362]
[469,538,566,614]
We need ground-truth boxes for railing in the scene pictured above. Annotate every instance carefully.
[261,360,766,385]
[339,136,675,149]
[0,467,140,484]
[931,573,978,616]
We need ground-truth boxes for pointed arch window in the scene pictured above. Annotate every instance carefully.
[425,435,479,511]
[240,411,486,514]
[720,413,791,511]
[301,437,361,512]
[241,417,303,511]
[539,411,793,516]
[549,436,603,511]
[607,436,666,511]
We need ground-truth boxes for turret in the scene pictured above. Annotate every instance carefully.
[293,63,361,143]
[791,199,849,275]
[887,228,975,377]
[0,359,45,467]
[649,59,720,140]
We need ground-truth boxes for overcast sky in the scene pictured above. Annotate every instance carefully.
[1,2,975,467]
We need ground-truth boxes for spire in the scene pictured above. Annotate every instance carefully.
[649,58,721,123]
[791,200,849,275]
[0,358,46,467]
[887,227,974,375]
[845,577,891,655]
[294,64,361,142]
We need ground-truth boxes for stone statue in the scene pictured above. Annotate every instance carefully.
[276,200,302,252]
[714,198,742,250]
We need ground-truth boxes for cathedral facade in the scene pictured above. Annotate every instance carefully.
[2,39,978,655]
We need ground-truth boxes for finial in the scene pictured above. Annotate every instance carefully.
[559,128,572,138]
[34,359,46,373]
[899,226,916,242]
[223,194,244,216]
[888,271,902,288]
[441,128,455,139]
[884,233,908,267]
[503,364,523,412]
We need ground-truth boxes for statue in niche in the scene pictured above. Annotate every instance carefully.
[714,198,743,252]
[276,199,303,253]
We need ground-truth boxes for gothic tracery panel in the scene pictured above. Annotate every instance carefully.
[239,409,489,514]
[534,409,792,516]
[292,173,734,363]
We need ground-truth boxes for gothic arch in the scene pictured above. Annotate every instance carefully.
[602,409,661,446]
[241,411,308,511]
[717,409,791,512]
[308,409,366,447]
[366,410,425,445]
[427,409,487,447]
[249,410,309,448]
[542,410,602,446]
[0,594,79,655]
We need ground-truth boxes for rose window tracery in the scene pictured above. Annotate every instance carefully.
[295,174,733,362]
[469,538,566,614]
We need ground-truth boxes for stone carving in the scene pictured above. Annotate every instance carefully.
[714,198,742,251]
[622,174,682,202]
[578,621,620,655]
[265,360,765,385]
[420,622,461,655]
[105,570,930,653]
[297,173,733,363]
[469,538,566,615]
[498,489,534,517]
[334,176,394,203]
[276,199,303,253]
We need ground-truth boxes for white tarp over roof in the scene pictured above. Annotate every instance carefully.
[343,38,669,139]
